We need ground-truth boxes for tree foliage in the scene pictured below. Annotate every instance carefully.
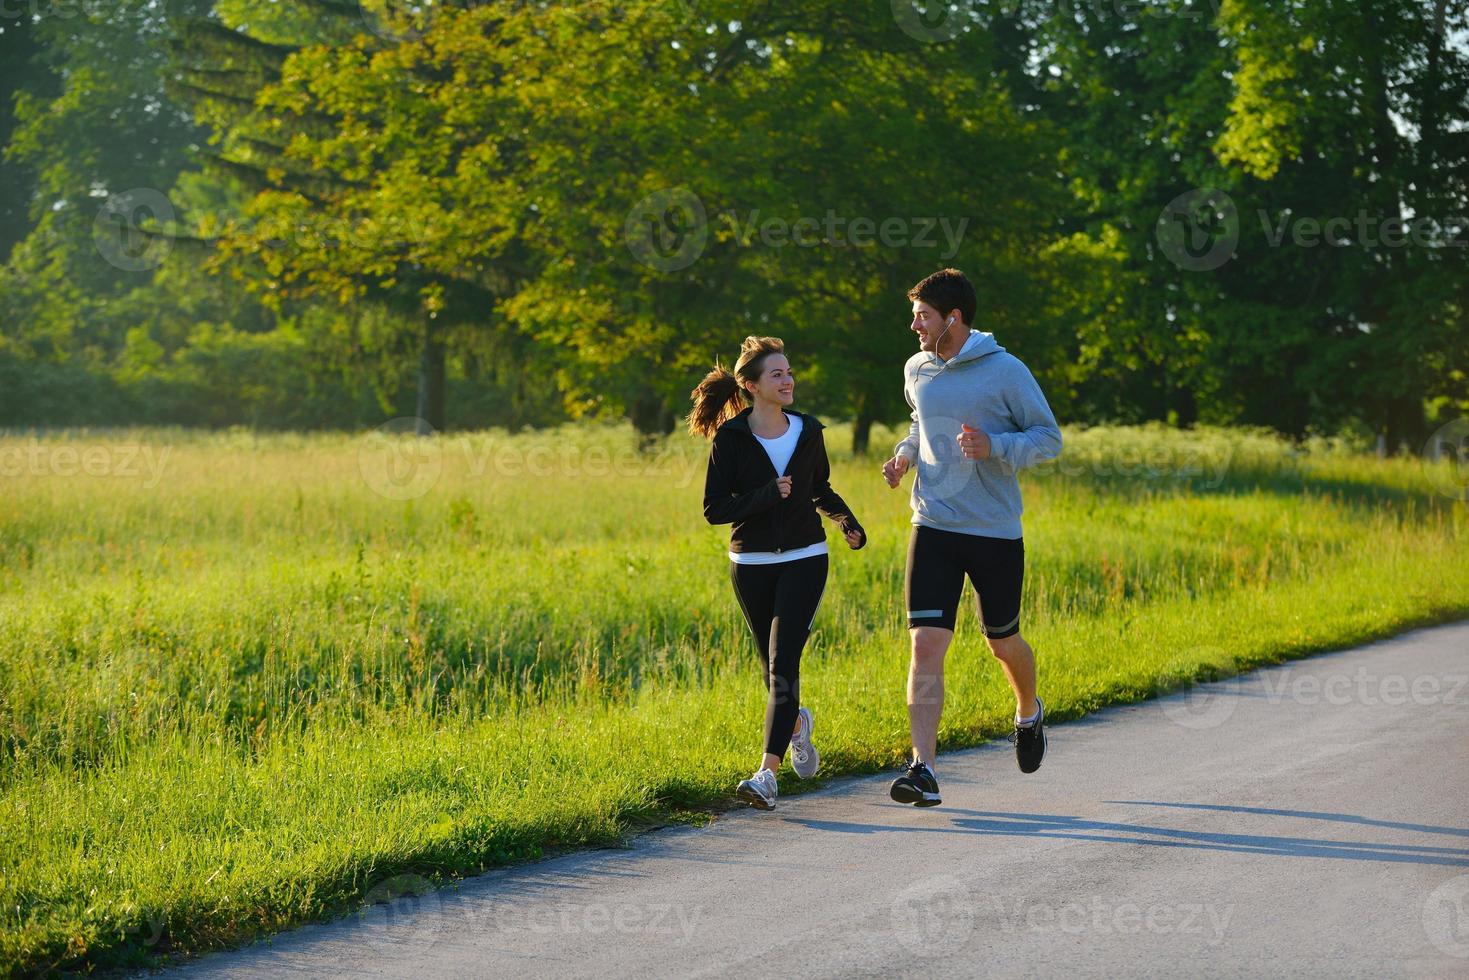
[2,0,1465,447]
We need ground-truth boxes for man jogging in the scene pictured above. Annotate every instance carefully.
[882,268,1062,807]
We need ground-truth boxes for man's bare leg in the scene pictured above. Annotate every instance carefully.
[987,632,1038,720]
[908,626,954,765]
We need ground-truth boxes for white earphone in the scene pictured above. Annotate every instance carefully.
[935,314,956,352]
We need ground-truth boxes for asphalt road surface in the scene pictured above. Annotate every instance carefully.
[160,621,1469,979]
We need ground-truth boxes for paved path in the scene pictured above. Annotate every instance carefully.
[164,622,1469,978]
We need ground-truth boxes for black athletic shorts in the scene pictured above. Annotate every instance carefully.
[905,526,1024,638]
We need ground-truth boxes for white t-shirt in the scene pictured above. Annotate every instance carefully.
[729,414,829,565]
[755,414,802,475]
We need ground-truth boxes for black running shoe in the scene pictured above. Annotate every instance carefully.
[889,760,942,806]
[1012,698,1046,774]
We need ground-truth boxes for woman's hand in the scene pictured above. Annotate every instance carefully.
[775,475,793,498]
[844,527,865,549]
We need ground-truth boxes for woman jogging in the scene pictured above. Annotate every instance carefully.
[689,336,867,811]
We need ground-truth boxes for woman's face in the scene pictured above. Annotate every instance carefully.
[745,353,794,407]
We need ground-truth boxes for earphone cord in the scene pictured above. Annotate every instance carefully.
[916,318,955,383]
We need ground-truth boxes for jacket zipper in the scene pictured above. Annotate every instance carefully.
[746,414,817,554]
[773,429,803,554]
[774,493,783,553]
[773,450,784,553]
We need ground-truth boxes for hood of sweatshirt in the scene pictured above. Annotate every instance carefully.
[898,329,1062,539]
[933,329,1005,369]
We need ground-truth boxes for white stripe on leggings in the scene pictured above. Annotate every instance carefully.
[808,576,827,632]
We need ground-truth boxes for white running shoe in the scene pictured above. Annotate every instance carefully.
[736,767,778,810]
[790,706,820,779]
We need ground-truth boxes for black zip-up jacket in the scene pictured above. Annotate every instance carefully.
[703,408,866,554]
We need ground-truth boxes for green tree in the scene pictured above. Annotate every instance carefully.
[501,1,1095,447]
[2,0,212,368]
[0,9,56,262]
[1011,0,1469,444]
[1212,0,1469,448]
[169,0,541,432]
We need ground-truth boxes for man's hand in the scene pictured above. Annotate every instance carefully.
[882,454,911,488]
[775,475,793,498]
[958,424,991,460]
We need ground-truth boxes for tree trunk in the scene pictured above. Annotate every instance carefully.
[1363,2,1405,228]
[851,399,874,457]
[1171,385,1198,429]
[630,394,675,451]
[1419,0,1451,173]
[416,328,446,434]
[1383,394,1424,457]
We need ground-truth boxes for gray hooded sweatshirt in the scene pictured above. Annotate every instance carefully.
[895,330,1062,540]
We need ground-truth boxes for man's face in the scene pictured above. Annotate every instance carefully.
[911,301,952,352]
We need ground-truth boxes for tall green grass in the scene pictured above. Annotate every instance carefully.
[0,422,1465,975]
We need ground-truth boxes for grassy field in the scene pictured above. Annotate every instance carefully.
[1,421,1466,975]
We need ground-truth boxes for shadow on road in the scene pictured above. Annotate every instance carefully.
[1104,800,1469,838]
[786,805,1469,867]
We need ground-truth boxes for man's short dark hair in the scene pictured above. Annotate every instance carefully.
[907,268,976,327]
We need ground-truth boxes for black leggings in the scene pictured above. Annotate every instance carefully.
[729,554,828,759]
